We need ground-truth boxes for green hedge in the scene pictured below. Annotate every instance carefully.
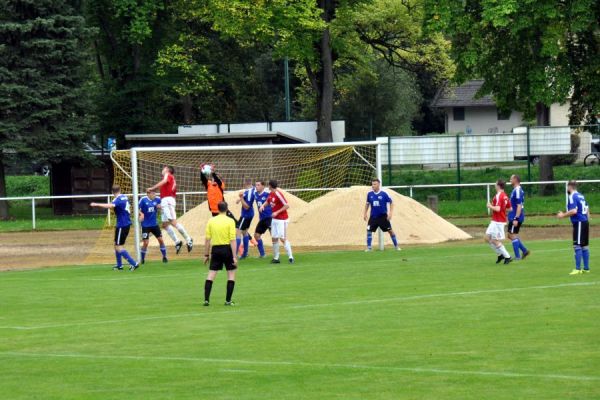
[6,175,50,197]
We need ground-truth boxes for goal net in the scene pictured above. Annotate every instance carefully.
[85,142,381,263]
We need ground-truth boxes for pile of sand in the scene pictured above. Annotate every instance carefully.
[287,186,471,246]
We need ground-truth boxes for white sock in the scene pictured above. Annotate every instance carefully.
[273,242,280,260]
[176,223,191,242]
[284,240,293,259]
[499,245,511,258]
[489,242,500,255]
[166,226,179,243]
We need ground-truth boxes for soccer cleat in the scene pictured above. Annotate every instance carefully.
[239,255,248,260]
[289,257,294,264]
[129,263,140,272]
[503,257,512,265]
[396,247,402,251]
[175,241,183,254]
[522,250,531,259]
[258,254,266,259]
[187,239,193,253]
[162,257,168,263]
[582,269,591,274]
[365,248,372,252]
[224,301,235,306]
[141,258,145,265]
[270,259,281,264]
[112,265,123,271]
[569,269,582,275]
[496,255,505,264]
[203,300,210,307]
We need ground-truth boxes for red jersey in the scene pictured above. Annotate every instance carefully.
[491,192,510,223]
[160,173,177,198]
[268,190,289,220]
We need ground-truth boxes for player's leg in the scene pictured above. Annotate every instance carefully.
[204,270,218,305]
[224,252,237,305]
[162,203,181,249]
[570,222,583,274]
[116,227,138,270]
[235,218,244,256]
[113,228,123,270]
[154,226,168,263]
[366,217,376,251]
[383,217,400,250]
[141,239,149,264]
[281,221,293,263]
[582,221,590,272]
[170,216,193,252]
[254,232,266,257]
[270,220,282,263]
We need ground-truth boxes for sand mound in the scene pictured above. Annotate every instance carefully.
[287,186,471,246]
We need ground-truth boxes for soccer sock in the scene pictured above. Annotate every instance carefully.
[367,231,373,248]
[284,240,293,259]
[226,280,235,302]
[166,226,178,243]
[391,234,398,248]
[236,237,241,255]
[176,223,191,243]
[582,247,590,270]
[273,242,280,260]
[498,245,511,259]
[120,250,137,266]
[257,239,265,256]
[204,280,213,302]
[160,245,167,258]
[242,235,250,257]
[140,248,147,263]
[511,239,521,259]
[518,240,528,254]
[574,246,583,270]
[115,250,122,267]
[489,242,501,255]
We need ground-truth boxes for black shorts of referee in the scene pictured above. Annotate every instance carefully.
[210,245,237,271]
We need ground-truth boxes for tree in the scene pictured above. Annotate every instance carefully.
[0,0,94,219]
[427,0,600,189]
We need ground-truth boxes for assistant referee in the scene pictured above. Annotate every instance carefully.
[203,201,238,306]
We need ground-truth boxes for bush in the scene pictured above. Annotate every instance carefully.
[6,175,50,197]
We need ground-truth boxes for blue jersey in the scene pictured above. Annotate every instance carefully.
[508,186,525,222]
[112,195,131,228]
[139,196,160,228]
[240,188,256,218]
[568,192,589,223]
[367,190,392,218]
[254,190,272,219]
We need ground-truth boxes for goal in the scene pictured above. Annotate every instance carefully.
[108,142,382,260]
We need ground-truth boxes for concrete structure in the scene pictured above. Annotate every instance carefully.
[433,80,570,134]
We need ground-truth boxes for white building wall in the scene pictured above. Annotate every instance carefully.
[445,106,524,134]
[550,103,570,126]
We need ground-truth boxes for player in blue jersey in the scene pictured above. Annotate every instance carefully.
[558,180,591,275]
[235,178,256,259]
[508,175,530,260]
[90,185,139,271]
[363,179,400,251]
[138,189,168,264]
[252,180,271,258]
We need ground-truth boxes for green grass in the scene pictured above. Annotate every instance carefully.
[1,241,599,399]
[0,204,105,232]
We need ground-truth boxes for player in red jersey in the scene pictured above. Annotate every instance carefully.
[260,179,293,264]
[485,179,512,264]
[148,165,193,254]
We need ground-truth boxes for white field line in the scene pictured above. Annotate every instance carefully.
[0,351,598,382]
[0,281,597,331]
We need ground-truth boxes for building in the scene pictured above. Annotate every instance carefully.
[433,80,570,134]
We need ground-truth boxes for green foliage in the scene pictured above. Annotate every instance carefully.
[6,176,49,197]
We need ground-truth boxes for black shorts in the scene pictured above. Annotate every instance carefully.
[210,245,237,271]
[255,218,272,235]
[573,221,590,247]
[236,216,253,231]
[142,225,162,240]
[367,215,392,233]
[212,210,238,224]
[114,226,130,246]
[508,221,522,234]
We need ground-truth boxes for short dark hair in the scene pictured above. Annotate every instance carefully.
[244,177,253,186]
[568,180,578,189]
[111,184,121,194]
[372,178,381,183]
[256,180,266,186]
[218,201,228,213]
[268,179,278,189]
[165,165,175,174]
[496,179,505,190]
[512,174,521,183]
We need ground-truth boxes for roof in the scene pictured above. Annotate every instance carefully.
[432,80,497,108]
[125,131,308,143]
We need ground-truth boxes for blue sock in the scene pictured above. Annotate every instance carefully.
[367,231,373,248]
[518,240,528,254]
[574,246,583,270]
[512,239,521,259]
[391,234,398,248]
[257,239,265,256]
[236,237,241,254]
[160,245,167,258]
[140,249,146,262]
[582,247,590,270]
[115,250,122,267]
[242,235,250,257]
[120,250,137,267]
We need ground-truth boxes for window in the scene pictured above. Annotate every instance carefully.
[497,108,511,120]
[453,107,465,121]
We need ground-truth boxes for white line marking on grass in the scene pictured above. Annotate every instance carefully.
[1,351,598,382]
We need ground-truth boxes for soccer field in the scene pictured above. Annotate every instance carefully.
[1,240,599,399]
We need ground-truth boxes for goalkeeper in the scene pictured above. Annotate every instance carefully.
[200,164,237,221]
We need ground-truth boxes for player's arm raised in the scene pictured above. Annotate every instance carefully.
[148,174,168,192]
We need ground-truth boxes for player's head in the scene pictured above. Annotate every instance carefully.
[243,177,253,188]
[162,165,175,175]
[146,189,156,199]
[218,201,228,213]
[268,179,278,190]
[567,180,577,194]
[255,180,265,193]
[372,178,381,191]
[111,184,121,195]
[510,174,520,186]
[495,179,505,192]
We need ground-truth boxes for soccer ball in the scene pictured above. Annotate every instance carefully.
[201,164,213,176]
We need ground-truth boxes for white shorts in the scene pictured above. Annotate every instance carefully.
[161,197,177,222]
[486,221,506,241]
[271,218,288,239]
